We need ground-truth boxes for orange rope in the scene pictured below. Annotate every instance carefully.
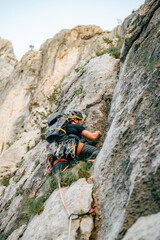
[57,175,72,240]
[58,175,70,217]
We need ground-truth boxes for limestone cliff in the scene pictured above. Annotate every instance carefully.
[0,0,160,239]
[94,0,160,239]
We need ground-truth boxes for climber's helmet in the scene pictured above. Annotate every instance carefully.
[67,110,83,121]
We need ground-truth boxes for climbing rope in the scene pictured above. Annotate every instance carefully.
[57,173,96,239]
[57,174,72,240]
[57,174,70,217]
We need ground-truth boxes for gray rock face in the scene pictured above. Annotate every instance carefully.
[94,1,160,239]
[0,38,17,95]
[120,0,160,61]
[0,25,118,170]
[21,178,93,240]
[0,1,160,239]
[0,25,119,239]
[7,225,27,240]
[57,53,119,148]
[122,212,160,240]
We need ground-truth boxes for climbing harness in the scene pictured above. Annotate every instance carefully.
[55,138,77,159]
[53,158,68,166]
[44,155,69,176]
[44,137,79,176]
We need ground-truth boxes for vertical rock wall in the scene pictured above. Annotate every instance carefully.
[94,1,160,239]
[0,1,159,239]
[0,25,119,239]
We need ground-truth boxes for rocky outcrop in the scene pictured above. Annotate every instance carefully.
[0,49,42,153]
[121,0,160,61]
[0,25,119,239]
[0,0,160,239]
[5,178,93,240]
[0,25,118,168]
[122,212,160,240]
[0,39,17,95]
[21,178,93,240]
[94,0,160,239]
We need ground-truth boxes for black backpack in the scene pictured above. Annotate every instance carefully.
[45,112,69,144]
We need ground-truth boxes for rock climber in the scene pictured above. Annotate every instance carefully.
[66,109,101,160]
[45,110,101,175]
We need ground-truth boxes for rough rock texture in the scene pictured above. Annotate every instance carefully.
[94,1,160,239]
[21,178,93,240]
[7,225,27,240]
[5,178,93,240]
[0,39,17,95]
[58,53,119,147]
[0,1,160,239]
[0,141,47,233]
[122,212,160,240]
[0,25,119,239]
[0,25,118,171]
[121,0,160,61]
[0,130,40,177]
[0,50,42,153]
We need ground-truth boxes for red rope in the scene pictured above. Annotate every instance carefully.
[58,176,70,217]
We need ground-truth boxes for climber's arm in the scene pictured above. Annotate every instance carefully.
[81,130,101,141]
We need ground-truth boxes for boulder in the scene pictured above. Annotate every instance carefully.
[122,212,160,240]
[21,178,93,240]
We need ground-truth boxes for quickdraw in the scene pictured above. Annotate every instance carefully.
[69,206,96,220]
[55,138,77,159]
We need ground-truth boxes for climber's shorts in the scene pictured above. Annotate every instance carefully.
[78,144,100,160]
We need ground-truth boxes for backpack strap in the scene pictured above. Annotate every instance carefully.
[57,128,66,133]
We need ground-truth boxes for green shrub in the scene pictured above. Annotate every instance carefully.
[16,185,24,196]
[14,212,30,225]
[26,145,30,152]
[34,160,40,168]
[97,37,124,59]
[47,175,58,194]
[1,174,13,187]
[96,50,108,56]
[75,68,80,72]
[6,142,11,148]
[0,233,10,240]
[107,46,121,59]
[48,87,61,104]
[16,159,24,168]
[24,196,46,216]
[74,85,86,95]
[38,111,46,120]
[103,38,113,44]
[59,161,91,187]
[46,161,91,195]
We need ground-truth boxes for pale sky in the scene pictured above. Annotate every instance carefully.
[0,0,145,60]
